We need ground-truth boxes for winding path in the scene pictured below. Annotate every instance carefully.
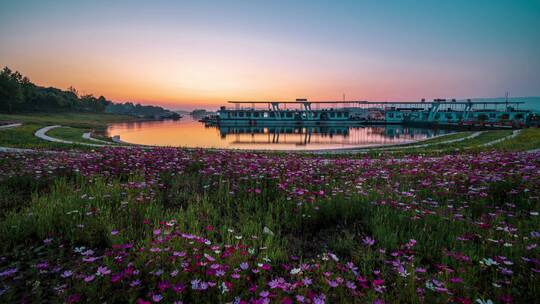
[377,131,484,151]
[34,125,107,147]
[321,131,484,154]
[82,132,115,145]
[480,129,522,147]
[0,123,22,130]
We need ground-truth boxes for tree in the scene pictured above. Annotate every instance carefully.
[67,86,79,98]
[0,67,24,113]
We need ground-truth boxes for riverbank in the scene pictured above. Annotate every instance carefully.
[0,113,147,149]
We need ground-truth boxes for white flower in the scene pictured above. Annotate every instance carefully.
[220,282,229,294]
[481,258,498,266]
[263,227,274,236]
[328,253,339,262]
[290,268,301,275]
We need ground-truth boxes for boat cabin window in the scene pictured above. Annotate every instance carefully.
[239,112,244,118]
[254,112,259,118]
[388,113,394,118]
[330,113,336,118]
[286,112,292,118]
[269,112,275,118]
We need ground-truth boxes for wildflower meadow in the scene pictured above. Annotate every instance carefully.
[0,148,538,303]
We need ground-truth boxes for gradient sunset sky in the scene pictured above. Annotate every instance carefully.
[1,0,539,110]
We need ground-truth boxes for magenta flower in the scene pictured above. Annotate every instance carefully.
[96,266,111,276]
[362,236,375,246]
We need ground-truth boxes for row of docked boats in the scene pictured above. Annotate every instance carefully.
[203,99,538,129]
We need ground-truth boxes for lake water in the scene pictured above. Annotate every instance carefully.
[106,118,454,150]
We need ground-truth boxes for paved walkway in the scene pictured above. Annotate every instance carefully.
[34,125,107,147]
[480,129,522,147]
[377,131,483,151]
[82,132,115,144]
[0,146,34,153]
[0,123,22,129]
[320,131,483,154]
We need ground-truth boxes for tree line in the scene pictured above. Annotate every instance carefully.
[0,67,179,119]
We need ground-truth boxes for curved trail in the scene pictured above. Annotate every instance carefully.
[480,129,521,147]
[34,125,108,147]
[0,123,22,130]
[378,131,483,151]
[82,132,116,145]
[318,131,484,154]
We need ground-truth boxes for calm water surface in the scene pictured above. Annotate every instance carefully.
[106,118,454,151]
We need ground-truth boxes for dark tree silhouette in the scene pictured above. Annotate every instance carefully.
[0,66,180,119]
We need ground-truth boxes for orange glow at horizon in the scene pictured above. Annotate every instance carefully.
[2,56,483,111]
[1,22,491,110]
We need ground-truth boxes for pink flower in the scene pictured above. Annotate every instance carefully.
[240,262,249,270]
[450,277,463,283]
[61,270,73,278]
[96,266,111,276]
[362,236,375,246]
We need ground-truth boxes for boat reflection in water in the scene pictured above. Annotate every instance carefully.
[216,125,451,149]
[105,117,453,151]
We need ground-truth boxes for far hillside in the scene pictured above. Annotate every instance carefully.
[0,67,180,120]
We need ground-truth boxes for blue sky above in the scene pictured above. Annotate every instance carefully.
[1,0,539,108]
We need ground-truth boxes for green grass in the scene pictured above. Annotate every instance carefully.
[490,128,540,151]
[46,127,105,145]
[413,131,473,145]
[0,124,80,149]
[0,112,137,149]
[0,112,141,129]
[0,124,116,150]
[381,130,514,156]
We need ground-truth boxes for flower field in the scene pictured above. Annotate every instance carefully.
[0,147,539,303]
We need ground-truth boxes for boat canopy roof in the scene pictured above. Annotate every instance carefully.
[228,100,524,105]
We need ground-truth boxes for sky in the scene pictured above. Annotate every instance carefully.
[1,0,539,110]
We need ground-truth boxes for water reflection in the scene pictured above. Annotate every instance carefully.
[106,118,453,150]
